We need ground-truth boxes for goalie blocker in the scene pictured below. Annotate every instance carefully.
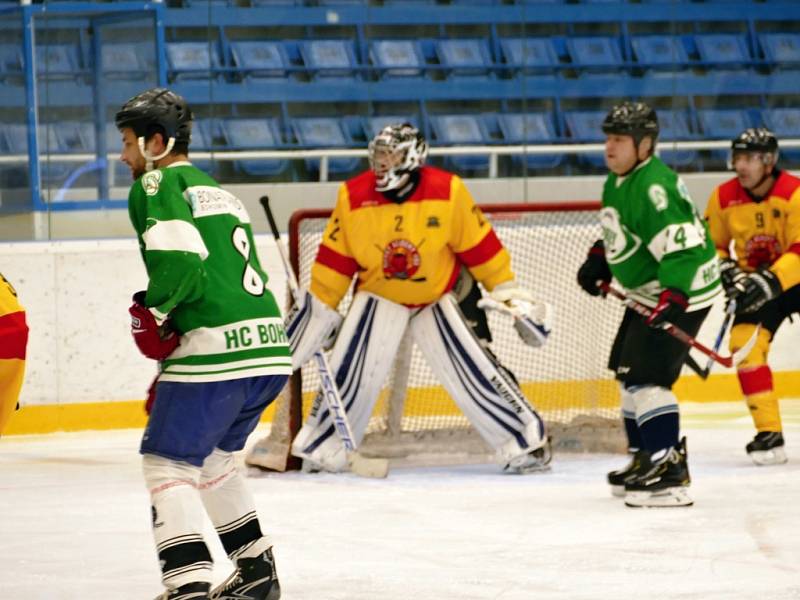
[286,290,551,474]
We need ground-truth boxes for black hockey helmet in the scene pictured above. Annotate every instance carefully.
[731,127,778,156]
[601,101,659,143]
[115,88,193,145]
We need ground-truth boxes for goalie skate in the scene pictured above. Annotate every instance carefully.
[504,437,552,474]
[746,432,788,466]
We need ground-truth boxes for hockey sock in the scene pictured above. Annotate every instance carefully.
[142,454,214,589]
[738,365,782,432]
[199,449,272,560]
[621,385,642,451]
[631,385,680,455]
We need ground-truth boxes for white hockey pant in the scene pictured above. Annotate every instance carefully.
[412,294,548,466]
[291,292,411,471]
[143,450,271,589]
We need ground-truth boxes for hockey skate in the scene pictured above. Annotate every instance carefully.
[504,437,552,474]
[624,438,692,508]
[607,449,652,498]
[746,431,787,466]
[154,582,210,600]
[210,548,280,600]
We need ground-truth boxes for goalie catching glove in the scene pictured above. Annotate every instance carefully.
[477,281,553,348]
[285,288,343,370]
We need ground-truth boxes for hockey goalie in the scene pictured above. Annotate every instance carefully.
[248,123,554,474]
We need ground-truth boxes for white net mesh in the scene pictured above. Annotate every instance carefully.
[288,204,626,461]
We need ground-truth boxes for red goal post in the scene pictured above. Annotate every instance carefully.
[262,201,626,471]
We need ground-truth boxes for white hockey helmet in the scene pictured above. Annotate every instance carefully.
[368,122,428,192]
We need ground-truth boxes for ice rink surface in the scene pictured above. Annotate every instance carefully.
[2,401,799,600]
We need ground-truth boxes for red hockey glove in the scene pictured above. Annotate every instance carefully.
[645,288,688,328]
[129,292,179,361]
[144,376,158,415]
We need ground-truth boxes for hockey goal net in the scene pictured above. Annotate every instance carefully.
[261,202,626,470]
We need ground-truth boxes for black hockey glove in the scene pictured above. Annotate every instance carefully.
[645,288,688,328]
[732,268,782,314]
[718,257,747,298]
[577,240,612,297]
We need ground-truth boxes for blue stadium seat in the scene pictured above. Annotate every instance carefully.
[566,37,623,72]
[429,114,490,172]
[694,34,750,67]
[101,43,147,80]
[564,110,606,168]
[251,0,302,6]
[760,33,800,68]
[166,41,221,80]
[291,117,360,175]
[0,43,22,81]
[106,123,132,186]
[221,118,287,177]
[36,44,80,80]
[369,39,425,78]
[499,37,558,73]
[299,40,358,79]
[631,35,689,69]
[657,110,697,168]
[435,39,493,78]
[361,116,417,139]
[230,41,289,81]
[497,112,562,169]
[762,108,800,163]
[698,108,751,164]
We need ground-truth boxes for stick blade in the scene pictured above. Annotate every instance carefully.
[731,324,761,368]
[348,453,390,479]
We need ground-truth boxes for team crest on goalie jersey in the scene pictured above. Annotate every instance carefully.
[382,239,421,280]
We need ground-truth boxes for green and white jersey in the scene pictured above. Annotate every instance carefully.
[601,156,721,310]
[128,162,291,382]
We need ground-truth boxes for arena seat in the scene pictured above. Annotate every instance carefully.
[36,44,80,80]
[762,108,800,163]
[694,34,751,68]
[566,36,623,73]
[499,37,558,75]
[759,33,800,68]
[300,39,358,80]
[361,116,418,139]
[166,41,221,81]
[369,39,426,79]
[697,108,751,165]
[496,112,562,169]
[230,40,290,82]
[291,117,360,175]
[101,43,148,81]
[221,117,288,177]
[563,110,606,168]
[429,114,490,172]
[434,39,493,79]
[657,110,697,168]
[631,35,689,70]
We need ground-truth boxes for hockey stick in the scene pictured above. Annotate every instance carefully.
[695,299,737,379]
[599,282,757,369]
[260,195,389,478]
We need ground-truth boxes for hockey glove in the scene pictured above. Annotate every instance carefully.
[129,291,179,361]
[719,257,747,298]
[285,288,343,370]
[577,240,612,297]
[732,268,782,314]
[645,288,688,329]
[477,281,553,348]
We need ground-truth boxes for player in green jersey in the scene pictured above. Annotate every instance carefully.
[577,101,721,508]
[117,88,288,600]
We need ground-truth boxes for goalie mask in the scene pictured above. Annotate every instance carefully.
[115,88,193,172]
[730,127,779,168]
[368,123,428,193]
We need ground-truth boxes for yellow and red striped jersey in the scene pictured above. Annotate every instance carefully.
[705,170,800,290]
[310,166,513,309]
[0,272,28,433]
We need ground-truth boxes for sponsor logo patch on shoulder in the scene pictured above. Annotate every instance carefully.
[142,170,163,196]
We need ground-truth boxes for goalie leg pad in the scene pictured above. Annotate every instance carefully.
[286,289,343,370]
[142,454,214,589]
[291,292,410,471]
[410,294,548,469]
[199,449,271,560]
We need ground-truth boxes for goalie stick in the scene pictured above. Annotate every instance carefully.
[260,196,389,479]
[599,282,757,369]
